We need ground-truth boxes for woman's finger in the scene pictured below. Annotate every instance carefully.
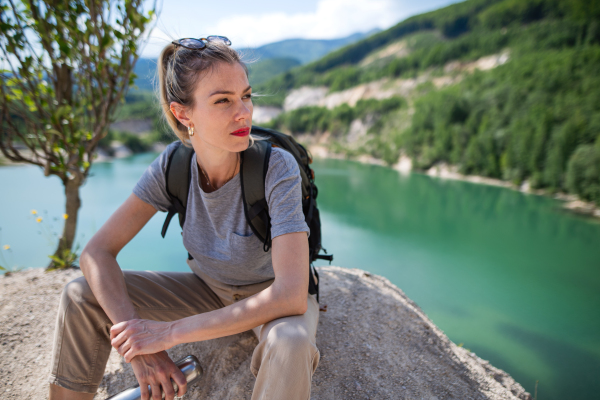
[172,368,188,397]
[150,382,162,400]
[124,345,135,363]
[111,329,128,349]
[139,380,150,400]
[118,340,131,359]
[110,321,128,340]
[160,375,176,400]
[124,341,146,362]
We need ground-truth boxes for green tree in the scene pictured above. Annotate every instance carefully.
[0,0,155,269]
[566,144,600,205]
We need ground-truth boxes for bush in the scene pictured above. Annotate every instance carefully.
[272,107,331,134]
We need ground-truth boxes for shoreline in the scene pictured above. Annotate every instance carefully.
[0,142,167,167]
[308,145,600,220]
[4,143,599,220]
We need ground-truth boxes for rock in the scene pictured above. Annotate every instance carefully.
[563,199,598,216]
[284,86,328,111]
[252,106,282,124]
[356,155,386,166]
[94,147,113,162]
[0,267,531,400]
[426,163,514,189]
[281,51,510,115]
[110,141,133,158]
[520,180,531,193]
[346,119,371,144]
[393,154,412,175]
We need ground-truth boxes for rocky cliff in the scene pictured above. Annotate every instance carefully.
[0,267,530,399]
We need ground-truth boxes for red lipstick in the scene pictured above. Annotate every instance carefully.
[231,127,250,137]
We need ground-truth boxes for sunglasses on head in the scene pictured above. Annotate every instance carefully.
[171,35,232,50]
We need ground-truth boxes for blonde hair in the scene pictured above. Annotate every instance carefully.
[157,40,250,144]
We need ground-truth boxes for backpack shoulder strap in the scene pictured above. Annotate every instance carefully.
[241,131,321,302]
[240,140,272,249]
[161,141,195,238]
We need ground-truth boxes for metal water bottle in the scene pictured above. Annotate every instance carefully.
[107,355,203,400]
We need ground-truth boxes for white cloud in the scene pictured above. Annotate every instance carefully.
[140,0,458,56]
[141,27,174,59]
[205,0,409,48]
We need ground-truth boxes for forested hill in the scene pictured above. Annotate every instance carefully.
[257,0,600,206]
[130,31,378,89]
[239,30,379,65]
[242,31,378,85]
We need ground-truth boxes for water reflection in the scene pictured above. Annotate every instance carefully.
[497,323,600,400]
[312,158,600,400]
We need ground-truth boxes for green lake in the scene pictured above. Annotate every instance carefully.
[1,154,599,400]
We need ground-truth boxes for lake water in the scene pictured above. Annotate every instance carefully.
[1,154,599,400]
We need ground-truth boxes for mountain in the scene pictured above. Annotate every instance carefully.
[242,31,380,85]
[238,30,380,65]
[247,57,302,86]
[257,0,600,210]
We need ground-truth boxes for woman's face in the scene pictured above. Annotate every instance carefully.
[180,61,253,154]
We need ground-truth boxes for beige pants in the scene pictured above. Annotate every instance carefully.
[48,263,320,399]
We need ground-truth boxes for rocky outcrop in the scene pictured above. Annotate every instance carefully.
[281,51,511,114]
[252,106,283,124]
[0,267,530,399]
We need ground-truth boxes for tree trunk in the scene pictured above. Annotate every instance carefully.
[48,178,81,269]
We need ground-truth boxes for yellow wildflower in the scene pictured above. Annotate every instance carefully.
[31,209,38,215]
[36,217,43,223]
[63,214,69,220]
[3,245,9,250]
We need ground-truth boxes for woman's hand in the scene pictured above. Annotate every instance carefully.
[110,319,174,362]
[131,352,187,400]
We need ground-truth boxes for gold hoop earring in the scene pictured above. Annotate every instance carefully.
[188,126,194,136]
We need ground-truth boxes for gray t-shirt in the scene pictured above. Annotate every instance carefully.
[133,142,309,285]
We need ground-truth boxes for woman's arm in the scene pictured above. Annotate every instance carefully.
[110,231,310,361]
[80,193,156,323]
[80,193,187,399]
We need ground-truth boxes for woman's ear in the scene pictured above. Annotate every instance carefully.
[170,102,191,126]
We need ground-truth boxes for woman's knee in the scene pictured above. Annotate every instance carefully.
[264,320,317,357]
[61,276,96,307]
[58,276,109,338]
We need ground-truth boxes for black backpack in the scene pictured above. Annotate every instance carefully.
[160,126,333,301]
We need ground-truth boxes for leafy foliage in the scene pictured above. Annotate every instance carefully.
[566,144,600,204]
[0,0,155,267]
[404,46,600,202]
[48,248,79,271]
[267,97,405,136]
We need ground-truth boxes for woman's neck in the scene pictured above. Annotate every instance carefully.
[194,144,239,191]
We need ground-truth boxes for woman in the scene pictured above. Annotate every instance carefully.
[48,36,320,400]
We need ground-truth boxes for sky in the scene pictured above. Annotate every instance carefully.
[141,0,464,58]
